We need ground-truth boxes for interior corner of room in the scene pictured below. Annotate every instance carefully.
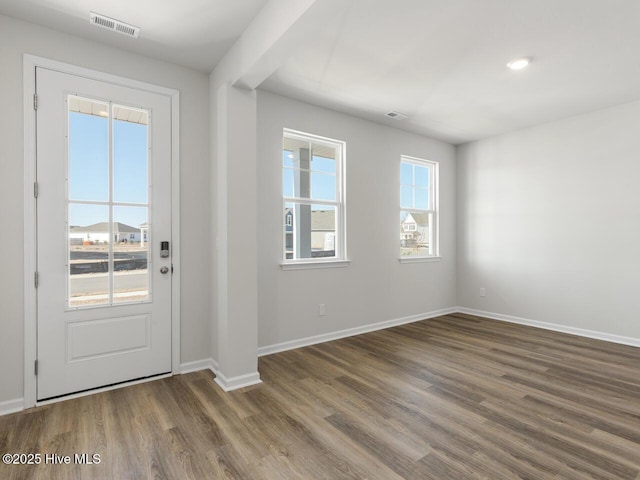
[1,0,640,415]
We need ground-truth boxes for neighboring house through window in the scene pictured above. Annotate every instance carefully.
[282,129,345,264]
[400,155,439,258]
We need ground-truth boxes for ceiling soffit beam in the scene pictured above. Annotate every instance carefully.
[211,0,349,90]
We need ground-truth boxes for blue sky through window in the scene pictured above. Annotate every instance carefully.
[69,111,149,228]
[401,162,429,210]
[69,112,108,202]
[282,150,336,206]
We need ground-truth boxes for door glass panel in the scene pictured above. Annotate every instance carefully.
[113,105,149,204]
[113,206,149,303]
[68,97,109,202]
[68,203,109,307]
[67,96,152,308]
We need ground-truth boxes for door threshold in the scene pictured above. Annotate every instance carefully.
[36,372,172,406]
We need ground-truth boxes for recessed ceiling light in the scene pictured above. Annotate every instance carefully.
[507,57,532,71]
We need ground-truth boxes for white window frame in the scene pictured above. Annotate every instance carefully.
[400,155,440,262]
[281,129,348,270]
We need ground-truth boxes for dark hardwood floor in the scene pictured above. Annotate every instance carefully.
[2,313,640,479]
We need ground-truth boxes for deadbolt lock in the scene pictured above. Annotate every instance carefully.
[160,241,170,258]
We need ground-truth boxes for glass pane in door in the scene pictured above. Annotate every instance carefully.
[68,203,109,307]
[66,96,152,307]
[113,105,149,204]
[113,206,149,303]
[68,97,109,202]
[113,104,150,304]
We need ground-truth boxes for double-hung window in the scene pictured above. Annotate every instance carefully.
[282,129,346,265]
[400,156,439,259]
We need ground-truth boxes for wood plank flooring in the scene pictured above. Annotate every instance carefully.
[1,313,640,479]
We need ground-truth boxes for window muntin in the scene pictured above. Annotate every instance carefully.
[283,130,345,263]
[400,156,438,258]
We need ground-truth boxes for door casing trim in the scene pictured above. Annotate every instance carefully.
[23,54,181,409]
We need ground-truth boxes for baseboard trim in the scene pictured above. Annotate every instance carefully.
[6,306,635,413]
[181,359,262,392]
[214,371,262,392]
[258,306,458,357]
[457,307,640,348]
[180,358,219,375]
[0,398,24,417]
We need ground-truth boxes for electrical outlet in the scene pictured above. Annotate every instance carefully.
[480,287,486,297]
[318,304,326,316]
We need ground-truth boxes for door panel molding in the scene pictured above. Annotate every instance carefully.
[23,54,180,409]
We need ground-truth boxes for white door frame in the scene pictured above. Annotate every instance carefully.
[23,54,181,408]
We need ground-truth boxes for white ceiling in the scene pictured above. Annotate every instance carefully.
[0,0,268,72]
[3,0,640,144]
[261,0,640,144]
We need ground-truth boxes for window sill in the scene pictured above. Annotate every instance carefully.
[281,259,351,271]
[399,256,442,264]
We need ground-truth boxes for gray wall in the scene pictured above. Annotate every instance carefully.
[5,10,639,409]
[256,91,458,349]
[0,14,211,404]
[457,100,640,341]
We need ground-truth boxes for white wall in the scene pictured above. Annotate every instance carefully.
[10,8,639,409]
[0,14,211,405]
[256,91,457,349]
[457,100,640,342]
[210,82,260,386]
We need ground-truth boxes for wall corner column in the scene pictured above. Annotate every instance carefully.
[211,82,261,391]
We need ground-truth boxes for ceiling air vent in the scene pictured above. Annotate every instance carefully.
[385,111,408,120]
[90,12,140,39]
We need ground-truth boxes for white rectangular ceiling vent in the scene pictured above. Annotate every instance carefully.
[385,111,408,120]
[90,12,140,38]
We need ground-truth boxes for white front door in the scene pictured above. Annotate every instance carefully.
[35,67,173,400]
